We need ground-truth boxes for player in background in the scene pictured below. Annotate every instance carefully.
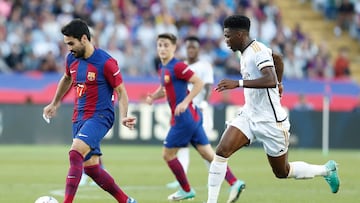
[146,33,245,202]
[166,35,213,189]
[43,19,137,203]
[207,15,340,203]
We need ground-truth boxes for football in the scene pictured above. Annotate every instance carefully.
[34,196,59,203]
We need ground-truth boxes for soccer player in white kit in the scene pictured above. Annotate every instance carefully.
[207,15,340,203]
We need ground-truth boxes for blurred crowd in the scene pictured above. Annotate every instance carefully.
[309,0,360,40]
[0,0,353,80]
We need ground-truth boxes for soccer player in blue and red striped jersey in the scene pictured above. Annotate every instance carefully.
[43,19,137,203]
[145,33,245,202]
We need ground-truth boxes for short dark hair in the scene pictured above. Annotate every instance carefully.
[61,19,91,41]
[185,36,200,44]
[157,33,177,44]
[223,15,250,31]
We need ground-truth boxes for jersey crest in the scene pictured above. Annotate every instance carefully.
[164,74,170,83]
[87,72,96,81]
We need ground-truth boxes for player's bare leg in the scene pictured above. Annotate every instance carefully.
[207,126,249,203]
[267,153,340,193]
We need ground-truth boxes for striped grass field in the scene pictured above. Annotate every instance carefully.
[0,145,358,203]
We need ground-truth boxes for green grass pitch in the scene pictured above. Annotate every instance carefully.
[0,145,359,203]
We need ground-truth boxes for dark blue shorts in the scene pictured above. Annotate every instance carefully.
[72,116,113,161]
[164,112,209,148]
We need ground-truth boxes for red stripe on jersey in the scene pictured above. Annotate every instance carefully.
[82,63,98,120]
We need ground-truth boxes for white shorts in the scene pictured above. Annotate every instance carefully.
[228,111,290,157]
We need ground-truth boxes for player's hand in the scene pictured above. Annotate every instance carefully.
[43,103,58,119]
[278,83,283,98]
[175,101,188,116]
[122,117,137,130]
[145,94,153,105]
[215,79,238,92]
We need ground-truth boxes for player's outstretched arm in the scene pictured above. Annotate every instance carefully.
[115,83,136,129]
[43,73,72,118]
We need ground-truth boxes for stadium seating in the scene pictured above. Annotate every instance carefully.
[274,0,360,83]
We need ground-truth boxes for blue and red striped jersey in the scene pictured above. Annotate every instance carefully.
[65,48,123,122]
[160,58,200,125]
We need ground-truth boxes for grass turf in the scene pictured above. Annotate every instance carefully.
[0,145,358,203]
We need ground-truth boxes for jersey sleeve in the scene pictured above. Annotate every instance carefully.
[174,61,194,81]
[104,58,123,88]
[255,49,274,71]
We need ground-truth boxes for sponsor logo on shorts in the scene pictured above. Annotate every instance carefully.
[78,133,88,138]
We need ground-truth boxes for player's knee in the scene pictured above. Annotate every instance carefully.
[215,146,232,158]
[162,153,175,162]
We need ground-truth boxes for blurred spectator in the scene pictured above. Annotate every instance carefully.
[293,37,318,77]
[307,52,330,79]
[323,0,338,20]
[155,8,178,36]
[293,93,314,111]
[0,0,12,18]
[0,0,343,82]
[333,46,351,79]
[197,12,223,41]
[350,1,360,41]
[334,0,355,36]
[283,44,304,79]
[38,52,61,73]
[5,43,24,72]
[292,23,306,42]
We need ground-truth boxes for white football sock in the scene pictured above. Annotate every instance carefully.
[207,155,228,203]
[177,147,190,174]
[288,161,328,179]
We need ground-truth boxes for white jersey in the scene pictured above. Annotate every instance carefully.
[239,40,287,122]
[187,60,214,107]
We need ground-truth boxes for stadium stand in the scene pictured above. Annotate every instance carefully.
[0,0,359,110]
[274,0,360,83]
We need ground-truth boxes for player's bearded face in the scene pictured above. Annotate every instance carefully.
[64,36,86,58]
[72,44,86,58]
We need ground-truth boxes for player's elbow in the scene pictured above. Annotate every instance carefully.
[264,77,278,88]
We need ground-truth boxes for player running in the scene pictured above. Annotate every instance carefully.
[207,15,340,203]
[146,33,245,202]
